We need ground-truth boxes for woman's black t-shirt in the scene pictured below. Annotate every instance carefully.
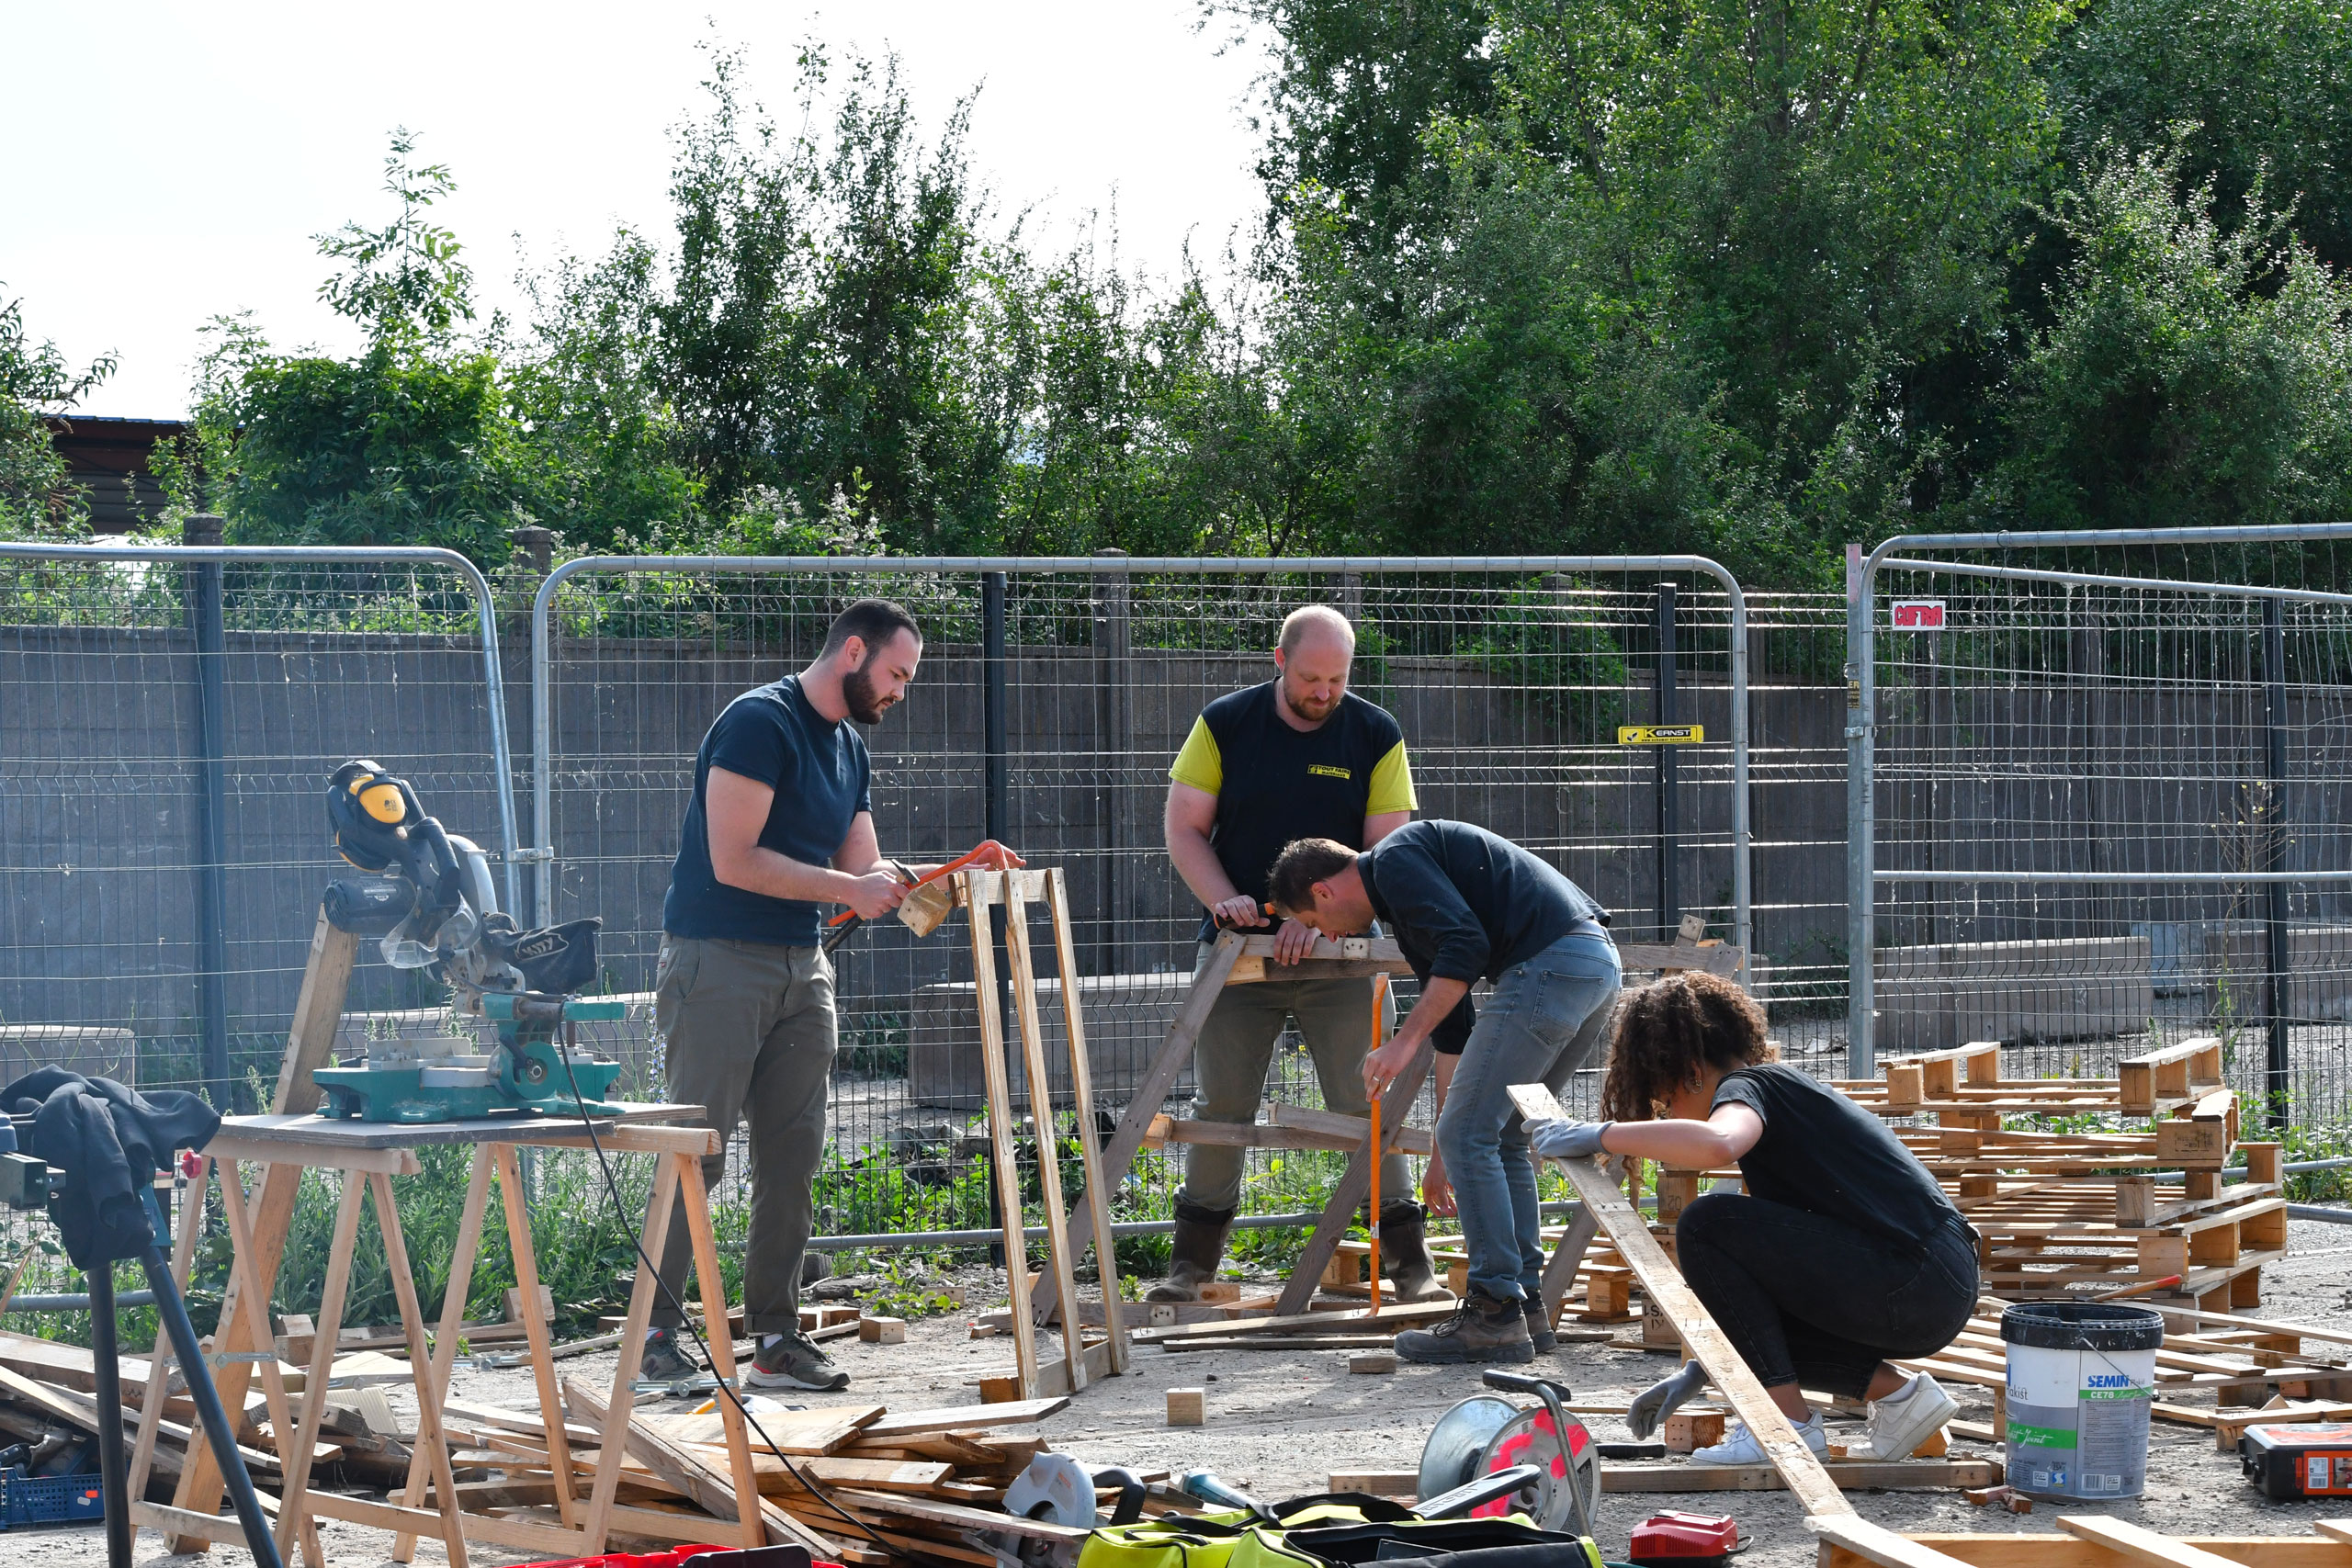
[1709,1064,1962,1248]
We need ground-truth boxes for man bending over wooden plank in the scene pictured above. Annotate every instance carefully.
[1270,820,1621,1363]
[1524,973,1974,1465]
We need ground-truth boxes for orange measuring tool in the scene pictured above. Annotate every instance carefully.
[1366,972,1389,1317]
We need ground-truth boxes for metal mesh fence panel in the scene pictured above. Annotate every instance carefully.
[530,558,1755,1242]
[0,545,517,1101]
[1853,529,2352,1129]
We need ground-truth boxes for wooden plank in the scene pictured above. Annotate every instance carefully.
[688,1451,955,1496]
[1267,1103,1438,1155]
[1511,1081,1854,1522]
[275,910,357,1115]
[1045,869,1132,1372]
[1540,1156,1623,1322]
[396,1147,494,1561]
[966,869,1041,1395]
[1004,872,1089,1394]
[276,1168,366,1567]
[642,1404,885,1454]
[368,1169,471,1568]
[497,1144,582,1530]
[1601,1460,2000,1492]
[581,1152,679,1551]
[1826,1538,2352,1568]
[854,1398,1069,1440]
[1809,1517,2015,1568]
[1147,1112,1435,1156]
[1033,930,1247,1325]
[130,1152,208,1501]
[1615,942,1744,976]
[1276,1038,1434,1316]
[2059,1515,2254,1568]
[133,1496,278,1547]
[1132,1300,1458,1345]
[564,1375,836,1555]
[676,1151,765,1548]
[831,1487,1090,1545]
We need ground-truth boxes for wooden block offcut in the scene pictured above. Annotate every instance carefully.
[859,1316,908,1345]
[1167,1388,1205,1427]
[1663,1410,1726,1452]
[1349,1352,1397,1375]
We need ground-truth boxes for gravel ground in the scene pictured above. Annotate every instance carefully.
[13,1215,2352,1568]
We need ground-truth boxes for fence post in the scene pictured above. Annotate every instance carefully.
[1846,543,1876,1076]
[1655,582,1679,939]
[181,514,236,1108]
[2263,597,2291,1124]
[982,570,1012,1266]
[1092,551,1131,976]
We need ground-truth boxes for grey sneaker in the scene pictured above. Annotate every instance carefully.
[746,1330,850,1392]
[640,1326,699,1382]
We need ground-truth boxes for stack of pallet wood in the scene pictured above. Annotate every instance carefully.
[545,1384,1131,1568]
[1840,1037,2287,1310]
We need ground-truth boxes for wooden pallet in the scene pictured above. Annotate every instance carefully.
[1815,1517,2352,1568]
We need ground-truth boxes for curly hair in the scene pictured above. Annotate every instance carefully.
[1600,971,1775,1122]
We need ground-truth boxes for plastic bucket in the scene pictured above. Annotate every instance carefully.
[2000,1302,2165,1499]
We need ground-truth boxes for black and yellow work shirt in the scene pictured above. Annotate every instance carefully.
[1169,681,1417,942]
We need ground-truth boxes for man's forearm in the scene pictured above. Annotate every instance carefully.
[717,848,864,904]
[1393,976,1472,1050]
[1168,823,1241,910]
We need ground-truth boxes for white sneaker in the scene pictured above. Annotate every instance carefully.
[1863,1371,1958,1460]
[1692,1409,1829,1464]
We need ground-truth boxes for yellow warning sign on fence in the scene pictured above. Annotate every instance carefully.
[1617,724,1704,746]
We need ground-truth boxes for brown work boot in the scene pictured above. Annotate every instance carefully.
[1395,1284,1536,1365]
[1523,1294,1559,1354]
[1378,1201,1453,1303]
[1147,1201,1234,1303]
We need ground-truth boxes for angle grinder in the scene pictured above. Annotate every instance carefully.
[1417,1370,1601,1538]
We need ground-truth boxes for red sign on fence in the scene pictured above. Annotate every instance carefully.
[1891,599,1947,630]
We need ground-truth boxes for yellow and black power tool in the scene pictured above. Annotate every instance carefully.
[314,761,624,1124]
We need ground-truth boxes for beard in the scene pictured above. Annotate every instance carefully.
[1282,682,1339,724]
[842,659,896,724]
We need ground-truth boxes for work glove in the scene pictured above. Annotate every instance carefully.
[1628,1359,1710,1440]
[1528,1118,1611,1159]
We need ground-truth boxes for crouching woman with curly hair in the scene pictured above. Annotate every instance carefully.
[1525,972,1976,1466]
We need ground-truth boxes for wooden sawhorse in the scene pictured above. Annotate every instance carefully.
[1038,929,1748,1329]
[129,1110,787,1566]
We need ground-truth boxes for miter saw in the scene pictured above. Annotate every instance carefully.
[310,760,628,1125]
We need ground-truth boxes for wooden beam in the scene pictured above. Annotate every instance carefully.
[1276,1039,1433,1316]
[1603,1460,1998,1492]
[1510,1081,1854,1522]
[1824,1537,2352,1568]
[1033,931,1247,1324]
[564,1375,836,1556]
[275,911,357,1115]
[2059,1516,2257,1568]
[1809,1517,2022,1568]
[1131,1300,1457,1346]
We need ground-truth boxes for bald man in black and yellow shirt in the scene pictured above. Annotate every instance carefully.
[1154,604,1449,1304]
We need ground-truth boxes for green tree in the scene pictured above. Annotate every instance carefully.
[2050,0,2352,270]
[0,290,115,538]
[1992,146,2352,532]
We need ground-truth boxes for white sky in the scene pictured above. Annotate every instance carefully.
[2,2,1271,419]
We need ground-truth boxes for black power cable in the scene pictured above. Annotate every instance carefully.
[548,1025,914,1562]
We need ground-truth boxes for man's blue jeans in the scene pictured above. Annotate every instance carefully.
[1435,931,1623,1302]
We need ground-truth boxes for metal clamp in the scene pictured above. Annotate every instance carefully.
[208,1350,277,1370]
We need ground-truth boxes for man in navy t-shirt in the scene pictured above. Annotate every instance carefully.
[648,598,1019,1391]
